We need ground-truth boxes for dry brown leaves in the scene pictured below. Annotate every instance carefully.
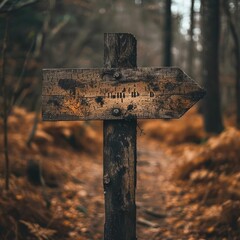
[141,107,206,145]
[173,127,240,239]
[0,107,102,240]
[1,106,240,239]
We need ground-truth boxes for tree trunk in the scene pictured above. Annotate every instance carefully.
[188,0,195,77]
[223,0,240,128]
[201,0,223,133]
[163,0,172,66]
[1,16,10,190]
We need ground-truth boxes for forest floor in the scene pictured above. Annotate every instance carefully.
[0,107,240,240]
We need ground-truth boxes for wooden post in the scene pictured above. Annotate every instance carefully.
[103,33,137,240]
[42,33,206,240]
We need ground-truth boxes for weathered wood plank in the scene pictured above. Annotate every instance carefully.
[42,67,205,120]
[42,93,201,120]
[42,67,201,96]
[103,33,137,240]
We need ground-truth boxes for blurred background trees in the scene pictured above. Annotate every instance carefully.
[222,0,240,128]
[1,0,240,164]
[188,0,195,77]
[163,0,172,66]
[201,0,223,133]
[1,0,239,114]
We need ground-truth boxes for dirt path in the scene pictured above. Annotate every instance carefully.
[137,143,176,239]
[136,140,199,240]
[53,136,202,240]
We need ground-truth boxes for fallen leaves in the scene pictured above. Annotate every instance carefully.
[20,220,57,240]
[140,107,206,145]
[1,106,240,239]
[0,107,102,240]
[172,127,240,238]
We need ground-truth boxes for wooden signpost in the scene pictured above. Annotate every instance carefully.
[42,33,205,240]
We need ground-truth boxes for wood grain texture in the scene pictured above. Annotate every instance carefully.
[103,33,137,240]
[41,32,206,240]
[42,67,205,120]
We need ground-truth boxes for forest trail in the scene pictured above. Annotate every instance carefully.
[46,130,195,240]
[1,108,240,240]
[137,139,200,240]
[137,142,179,239]
[54,133,203,240]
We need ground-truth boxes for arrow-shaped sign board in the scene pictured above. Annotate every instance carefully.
[42,67,205,121]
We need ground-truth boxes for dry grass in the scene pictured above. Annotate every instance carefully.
[0,107,102,239]
[140,107,206,145]
[172,127,240,238]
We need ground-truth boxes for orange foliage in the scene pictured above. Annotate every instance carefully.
[141,107,206,145]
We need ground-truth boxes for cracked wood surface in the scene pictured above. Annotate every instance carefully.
[42,67,205,121]
[103,33,137,240]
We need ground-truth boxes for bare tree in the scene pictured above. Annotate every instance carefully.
[201,0,223,133]
[163,0,172,66]
[0,0,38,190]
[0,0,38,13]
[188,0,195,77]
[1,15,10,190]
